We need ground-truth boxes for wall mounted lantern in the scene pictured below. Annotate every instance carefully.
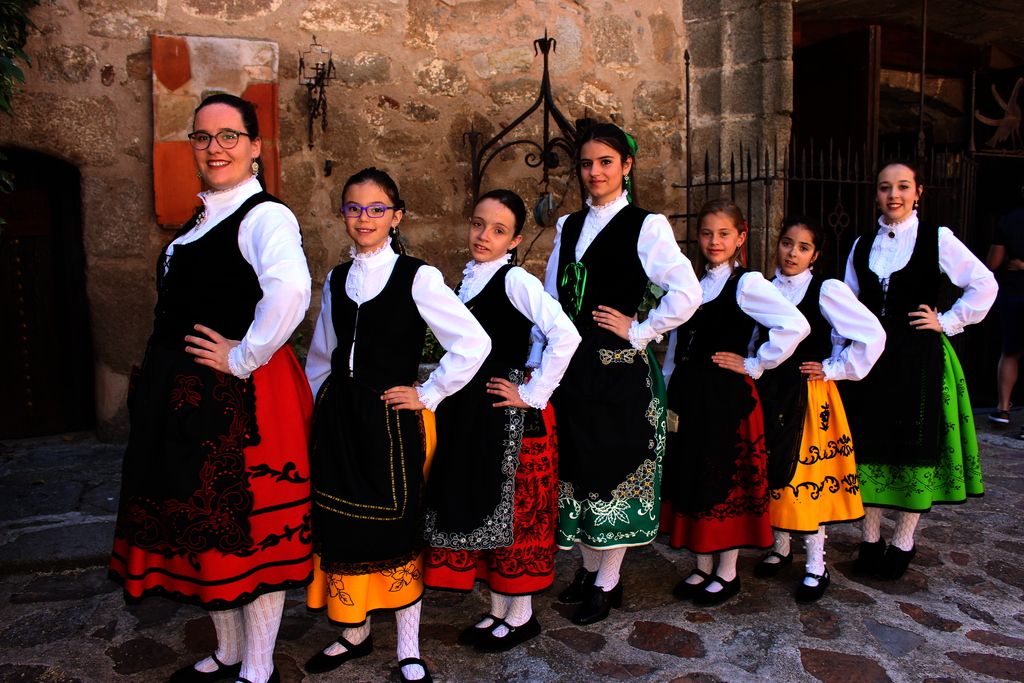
[298,36,335,150]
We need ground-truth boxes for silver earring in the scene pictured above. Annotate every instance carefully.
[251,160,259,175]
[196,167,202,178]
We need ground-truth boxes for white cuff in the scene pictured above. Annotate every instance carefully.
[416,384,442,412]
[821,358,839,382]
[627,320,663,352]
[743,356,762,379]
[227,348,252,379]
[519,380,556,410]
[939,311,964,337]
[526,340,544,369]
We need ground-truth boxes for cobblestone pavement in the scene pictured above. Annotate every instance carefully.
[1,418,1023,683]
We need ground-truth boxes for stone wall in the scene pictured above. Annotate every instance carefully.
[0,0,791,439]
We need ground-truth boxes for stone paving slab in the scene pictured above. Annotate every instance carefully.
[0,425,1023,682]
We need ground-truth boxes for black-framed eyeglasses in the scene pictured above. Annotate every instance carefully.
[188,130,251,150]
[342,203,397,218]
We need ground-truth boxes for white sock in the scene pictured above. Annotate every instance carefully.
[239,590,285,683]
[705,550,738,592]
[803,526,827,585]
[323,619,371,656]
[862,507,883,543]
[492,595,532,638]
[688,553,714,584]
[579,544,602,573]
[195,608,244,672]
[765,529,791,563]
[475,591,510,629]
[396,602,425,681]
[892,512,920,551]
[595,547,626,591]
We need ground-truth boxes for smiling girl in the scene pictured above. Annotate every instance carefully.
[545,123,702,626]
[752,216,885,603]
[840,159,996,581]
[661,199,809,607]
[302,168,489,682]
[423,189,580,652]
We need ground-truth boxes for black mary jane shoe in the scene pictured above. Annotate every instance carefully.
[693,575,741,607]
[795,568,831,604]
[397,657,434,683]
[169,654,242,683]
[874,544,916,581]
[852,538,887,576]
[753,550,794,578]
[232,669,279,683]
[457,613,502,647]
[571,582,623,625]
[304,634,374,674]
[474,615,542,653]
[672,569,712,601]
[558,567,598,603]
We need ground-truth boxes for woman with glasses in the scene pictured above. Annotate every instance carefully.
[302,167,489,683]
[110,93,313,683]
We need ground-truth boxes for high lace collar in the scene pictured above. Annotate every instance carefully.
[774,267,813,288]
[586,189,629,217]
[459,255,511,303]
[877,209,918,234]
[198,174,260,208]
[703,261,736,281]
[350,237,395,263]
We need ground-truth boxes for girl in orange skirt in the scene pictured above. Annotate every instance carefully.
[302,168,489,683]
[753,216,885,602]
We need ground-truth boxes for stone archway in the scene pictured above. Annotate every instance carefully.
[0,148,94,438]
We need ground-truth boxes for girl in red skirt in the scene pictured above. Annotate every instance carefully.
[662,199,809,607]
[423,190,580,652]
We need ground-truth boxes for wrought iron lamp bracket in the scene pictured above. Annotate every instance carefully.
[299,36,336,150]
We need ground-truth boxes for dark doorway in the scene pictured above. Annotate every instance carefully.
[0,148,94,438]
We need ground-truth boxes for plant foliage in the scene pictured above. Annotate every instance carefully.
[0,0,42,207]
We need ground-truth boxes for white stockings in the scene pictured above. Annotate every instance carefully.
[396,602,425,681]
[577,544,626,591]
[323,618,371,656]
[861,507,919,551]
[197,591,284,683]
[195,607,243,672]
[803,526,827,586]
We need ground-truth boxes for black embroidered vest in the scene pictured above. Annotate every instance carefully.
[329,255,428,393]
[151,192,282,348]
[758,275,832,370]
[674,267,754,367]
[555,204,651,331]
[460,264,533,366]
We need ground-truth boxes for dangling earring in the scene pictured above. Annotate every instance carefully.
[251,160,259,176]
[913,199,919,210]
[196,167,202,178]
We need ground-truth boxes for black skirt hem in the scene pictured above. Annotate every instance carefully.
[110,571,313,611]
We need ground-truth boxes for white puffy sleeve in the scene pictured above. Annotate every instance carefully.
[228,202,312,378]
[818,279,885,381]
[738,271,810,379]
[304,272,336,399]
[936,226,998,336]
[413,265,491,412]
[505,267,581,409]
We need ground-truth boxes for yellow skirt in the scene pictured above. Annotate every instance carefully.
[768,379,864,534]
[306,410,436,627]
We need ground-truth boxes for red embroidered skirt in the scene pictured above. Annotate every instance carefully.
[110,345,314,609]
[424,405,559,595]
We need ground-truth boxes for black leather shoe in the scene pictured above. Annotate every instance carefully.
[693,575,741,606]
[570,582,622,625]
[457,613,501,647]
[558,567,597,603]
[304,634,373,674]
[169,655,242,683]
[795,568,830,603]
[397,657,434,683]
[753,550,793,578]
[474,615,542,653]
[874,544,916,580]
[852,538,887,576]
[672,569,712,601]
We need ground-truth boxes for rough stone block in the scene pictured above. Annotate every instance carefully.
[402,101,440,123]
[634,80,682,121]
[0,93,118,167]
[472,47,534,79]
[723,64,763,116]
[414,59,468,97]
[0,522,113,574]
[593,15,639,68]
[488,78,540,106]
[82,175,151,259]
[636,166,668,212]
[88,16,143,40]
[721,627,774,673]
[448,0,516,22]
[694,69,723,119]
[105,636,179,675]
[447,110,495,155]
[335,51,391,88]
[280,161,314,217]
[40,45,97,84]
[86,264,155,370]
[1,604,95,647]
[685,19,723,70]
[551,14,584,76]
[649,12,679,64]
[725,8,766,66]
[800,648,894,683]
[372,128,432,163]
[627,620,706,658]
[79,0,162,16]
[126,51,150,80]
[181,0,282,20]
[545,627,607,653]
[575,79,623,119]
[402,177,446,218]
[301,1,392,33]
[404,0,439,49]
